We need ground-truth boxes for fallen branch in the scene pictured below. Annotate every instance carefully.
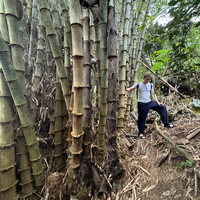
[155,117,194,161]
[139,61,186,99]
[187,129,200,140]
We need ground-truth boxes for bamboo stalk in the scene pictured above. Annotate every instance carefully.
[51,2,64,167]
[117,0,132,136]
[0,50,17,199]
[82,8,92,156]
[60,0,72,143]
[34,24,46,92]
[69,0,84,171]
[124,0,150,121]
[0,31,45,188]
[28,0,38,76]
[2,0,36,195]
[96,0,108,153]
[38,0,70,110]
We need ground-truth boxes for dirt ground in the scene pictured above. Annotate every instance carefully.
[44,95,200,200]
[116,95,200,200]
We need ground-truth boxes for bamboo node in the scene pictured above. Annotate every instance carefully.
[0,180,18,192]
[18,166,31,172]
[71,131,84,138]
[30,155,42,162]
[0,142,15,148]
[19,179,34,186]
[70,148,83,155]
[0,162,17,172]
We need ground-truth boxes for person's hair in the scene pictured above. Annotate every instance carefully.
[144,73,152,80]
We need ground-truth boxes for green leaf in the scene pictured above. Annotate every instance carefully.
[193,99,200,107]
[185,160,194,167]
[152,62,163,71]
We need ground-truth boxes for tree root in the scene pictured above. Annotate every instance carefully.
[154,117,194,161]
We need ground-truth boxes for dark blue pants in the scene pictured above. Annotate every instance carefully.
[138,100,169,134]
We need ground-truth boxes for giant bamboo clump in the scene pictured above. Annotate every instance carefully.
[69,0,84,172]
[117,0,132,137]
[0,6,17,196]
[96,0,108,153]
[0,31,45,189]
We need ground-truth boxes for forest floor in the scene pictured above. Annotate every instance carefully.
[43,94,200,200]
[115,94,200,200]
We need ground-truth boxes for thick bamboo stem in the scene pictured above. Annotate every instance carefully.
[0,49,17,199]
[38,0,70,110]
[51,2,64,167]
[117,0,131,136]
[69,0,84,171]
[3,0,37,195]
[82,8,92,158]
[60,0,72,142]
[34,24,46,92]
[0,31,45,188]
[125,0,151,119]
[28,0,38,76]
[96,0,108,153]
